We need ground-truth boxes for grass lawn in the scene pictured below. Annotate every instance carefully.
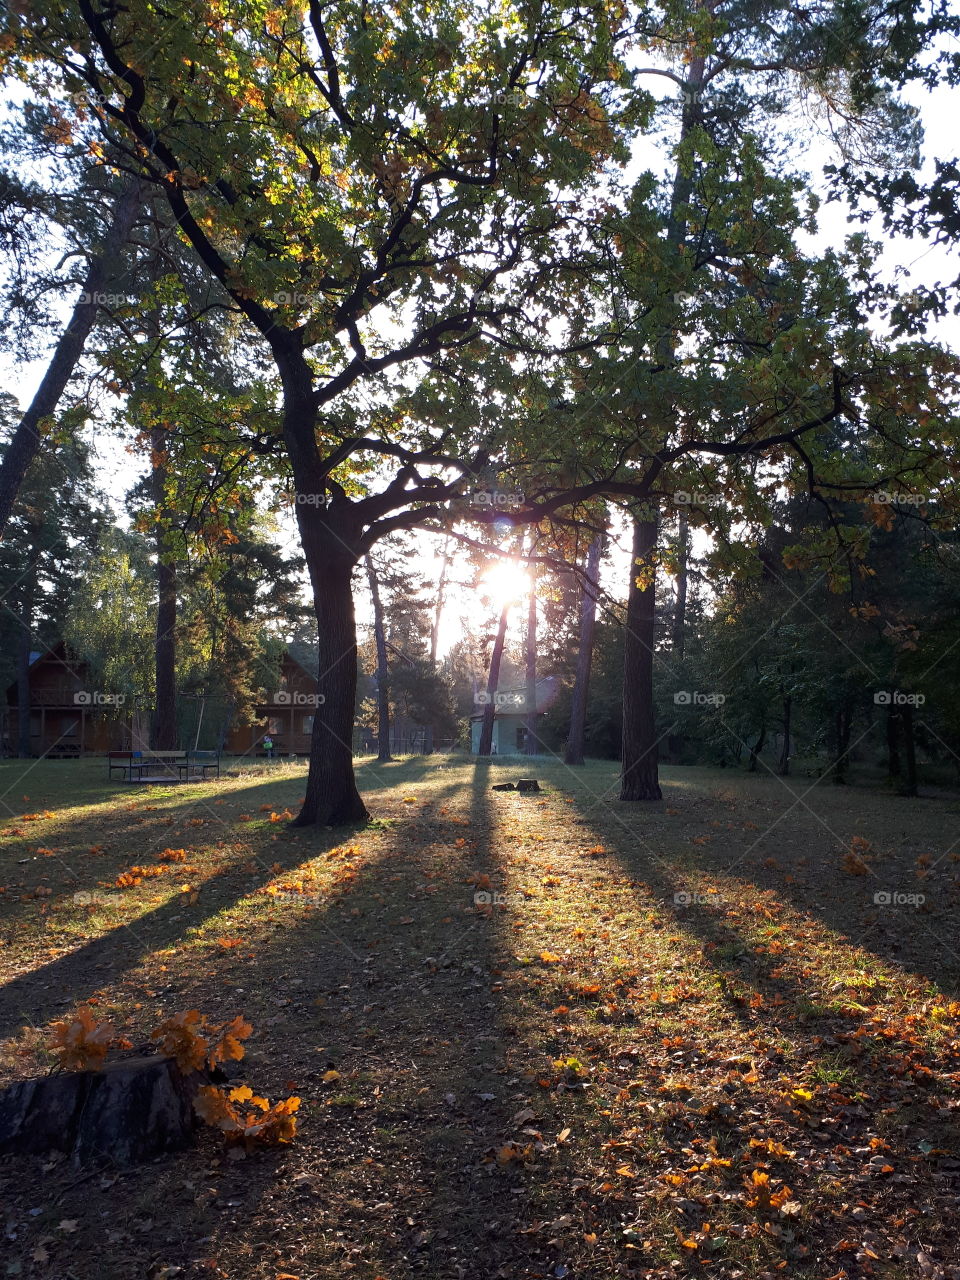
[0,754,958,1280]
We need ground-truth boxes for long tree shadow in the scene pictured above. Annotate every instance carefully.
[0,760,466,1039]
[37,757,545,1279]
[554,777,960,1250]
[6,758,957,1277]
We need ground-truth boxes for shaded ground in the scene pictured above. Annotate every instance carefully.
[1,755,958,1280]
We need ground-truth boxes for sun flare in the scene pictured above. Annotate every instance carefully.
[478,560,532,609]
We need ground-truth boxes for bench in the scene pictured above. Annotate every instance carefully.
[107,751,144,780]
[177,750,221,781]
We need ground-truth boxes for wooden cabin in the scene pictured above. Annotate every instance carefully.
[223,652,320,757]
[2,643,146,758]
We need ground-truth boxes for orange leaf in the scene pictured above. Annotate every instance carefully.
[150,1009,210,1072]
[47,1007,116,1071]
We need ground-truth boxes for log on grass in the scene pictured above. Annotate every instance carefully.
[0,1054,201,1166]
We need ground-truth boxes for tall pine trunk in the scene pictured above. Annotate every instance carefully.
[620,515,662,801]
[778,696,791,775]
[365,554,393,763]
[672,508,688,655]
[523,548,538,756]
[477,602,510,757]
[16,593,33,758]
[426,538,451,753]
[899,703,918,797]
[830,702,853,785]
[150,425,178,751]
[0,182,141,539]
[429,539,450,666]
[748,722,766,772]
[886,705,901,780]
[565,534,602,766]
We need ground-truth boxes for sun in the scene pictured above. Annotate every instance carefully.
[478,560,532,609]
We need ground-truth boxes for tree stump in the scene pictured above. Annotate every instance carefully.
[491,782,516,791]
[0,1055,201,1166]
[516,778,540,792]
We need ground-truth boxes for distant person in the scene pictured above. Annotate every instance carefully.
[263,735,274,760]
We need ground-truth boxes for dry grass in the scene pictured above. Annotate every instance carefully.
[1,755,958,1279]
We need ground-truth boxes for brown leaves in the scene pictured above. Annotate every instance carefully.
[493,1140,537,1165]
[194,1084,300,1146]
[150,1010,252,1073]
[744,1168,797,1215]
[158,847,188,862]
[842,848,869,875]
[150,1009,210,1072]
[47,1006,119,1071]
[207,1015,253,1067]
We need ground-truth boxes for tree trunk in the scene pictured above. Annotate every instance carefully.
[617,35,702,797]
[477,601,510,757]
[565,533,602,766]
[748,722,766,772]
[899,702,918,797]
[620,515,662,801]
[0,1055,200,1167]
[777,695,791,775]
[287,495,368,824]
[0,181,142,540]
[830,702,853,785]
[886,705,901,779]
[429,538,450,667]
[425,538,451,754]
[151,426,178,751]
[365,554,393,762]
[16,595,33,758]
[523,548,538,756]
[672,508,688,656]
